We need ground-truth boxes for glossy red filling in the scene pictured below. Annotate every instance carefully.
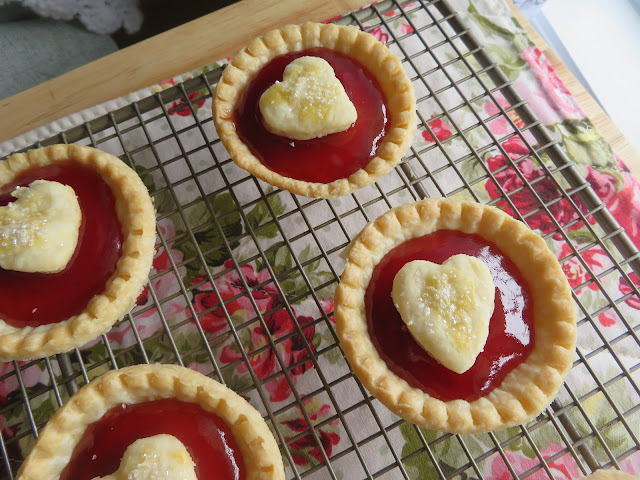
[365,230,534,402]
[60,398,245,480]
[233,47,389,183]
[0,163,122,328]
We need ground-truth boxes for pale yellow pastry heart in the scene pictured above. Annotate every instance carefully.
[259,56,358,140]
[94,435,197,480]
[0,180,81,273]
[391,254,495,374]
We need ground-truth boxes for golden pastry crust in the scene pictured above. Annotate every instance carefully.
[0,145,156,361]
[581,470,640,480]
[16,364,285,480]
[213,22,416,198]
[335,198,577,434]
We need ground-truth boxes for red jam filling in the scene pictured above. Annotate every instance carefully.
[233,47,389,183]
[0,163,122,328]
[60,398,245,480]
[365,230,534,402]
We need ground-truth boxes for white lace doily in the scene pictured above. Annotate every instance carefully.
[0,0,143,34]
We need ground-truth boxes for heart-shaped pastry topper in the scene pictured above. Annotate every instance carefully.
[259,56,358,140]
[0,180,81,273]
[94,434,197,480]
[391,254,495,374]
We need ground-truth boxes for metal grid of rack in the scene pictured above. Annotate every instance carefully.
[1,0,639,478]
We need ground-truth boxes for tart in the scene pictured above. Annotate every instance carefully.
[0,145,156,361]
[16,364,285,480]
[335,199,576,434]
[213,22,416,198]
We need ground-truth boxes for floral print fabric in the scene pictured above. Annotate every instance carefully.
[1,0,640,478]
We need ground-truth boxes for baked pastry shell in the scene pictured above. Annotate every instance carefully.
[0,144,156,361]
[213,22,417,199]
[16,364,285,480]
[335,199,577,434]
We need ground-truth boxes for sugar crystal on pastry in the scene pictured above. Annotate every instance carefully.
[92,434,197,480]
[391,254,495,374]
[0,180,81,273]
[259,56,358,140]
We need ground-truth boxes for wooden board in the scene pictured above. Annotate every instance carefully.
[2,0,638,180]
[0,0,370,144]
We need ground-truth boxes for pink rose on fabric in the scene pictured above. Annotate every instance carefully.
[585,166,620,205]
[281,401,340,466]
[219,309,316,402]
[157,78,206,116]
[135,249,187,320]
[0,362,44,403]
[587,166,640,249]
[487,444,580,480]
[482,93,536,146]
[486,152,595,236]
[598,311,617,327]
[620,451,640,476]
[522,47,583,121]
[558,242,607,294]
[192,260,279,335]
[501,136,530,158]
[619,273,640,310]
[483,92,523,136]
[187,362,213,376]
[422,116,453,143]
[132,218,189,343]
[319,298,334,320]
[369,26,389,44]
[400,23,413,34]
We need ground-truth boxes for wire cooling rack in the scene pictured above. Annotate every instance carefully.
[1,0,640,479]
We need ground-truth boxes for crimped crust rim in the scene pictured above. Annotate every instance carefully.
[0,145,156,361]
[335,199,577,434]
[212,22,416,199]
[16,364,285,480]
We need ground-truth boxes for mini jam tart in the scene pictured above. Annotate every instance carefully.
[213,22,416,198]
[0,145,156,361]
[16,364,285,480]
[335,199,576,434]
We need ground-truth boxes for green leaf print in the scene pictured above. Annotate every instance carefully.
[460,156,488,185]
[497,426,538,459]
[485,44,527,82]
[173,192,243,280]
[323,342,344,366]
[468,0,515,39]
[80,342,139,373]
[171,330,213,365]
[223,370,256,397]
[135,166,175,215]
[246,188,286,239]
[146,335,181,363]
[566,227,596,246]
[556,119,616,169]
[299,245,336,298]
[400,423,449,479]
[256,242,327,302]
[259,242,293,278]
[571,374,635,462]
